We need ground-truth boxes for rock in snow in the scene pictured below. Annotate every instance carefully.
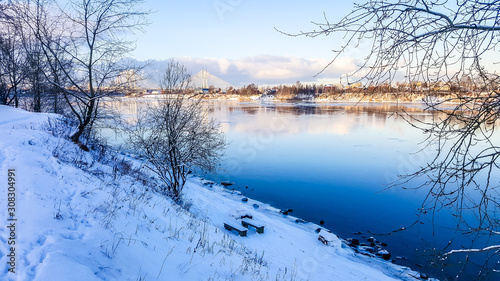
[220,181,234,187]
[377,249,392,261]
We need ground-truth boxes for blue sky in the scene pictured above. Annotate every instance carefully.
[130,1,359,86]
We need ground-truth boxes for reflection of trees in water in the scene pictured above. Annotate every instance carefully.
[275,105,318,115]
[221,101,435,118]
[235,106,259,115]
[105,98,448,130]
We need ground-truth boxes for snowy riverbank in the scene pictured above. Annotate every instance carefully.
[0,105,432,280]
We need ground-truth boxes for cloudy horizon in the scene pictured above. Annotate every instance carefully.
[137,54,365,88]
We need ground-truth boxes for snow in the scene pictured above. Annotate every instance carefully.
[0,105,431,280]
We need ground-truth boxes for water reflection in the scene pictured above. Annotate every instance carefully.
[208,100,433,116]
[208,101,434,142]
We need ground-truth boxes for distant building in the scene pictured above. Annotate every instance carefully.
[324,85,337,93]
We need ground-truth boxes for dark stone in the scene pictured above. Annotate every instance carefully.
[287,208,294,213]
[295,218,307,223]
[241,197,248,202]
[377,250,391,260]
[318,235,328,245]
[315,228,321,233]
[353,231,363,235]
[221,181,234,187]
[350,238,360,246]
[320,220,325,225]
[240,214,253,219]
[252,203,259,209]
[420,273,428,280]
[366,247,376,253]
[416,264,423,268]
[367,237,375,243]
[282,210,289,215]
[370,242,376,247]
[380,242,388,247]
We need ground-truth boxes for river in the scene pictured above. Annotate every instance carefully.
[104,98,500,280]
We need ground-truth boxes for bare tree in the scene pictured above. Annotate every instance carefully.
[17,0,148,149]
[1,0,66,112]
[24,36,45,112]
[127,61,225,199]
[286,0,500,85]
[0,5,26,107]
[44,35,70,114]
[289,0,500,277]
[160,59,192,93]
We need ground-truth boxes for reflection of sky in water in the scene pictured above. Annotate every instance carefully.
[203,100,499,281]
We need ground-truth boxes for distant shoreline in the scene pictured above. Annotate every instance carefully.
[117,92,466,112]
[199,92,464,103]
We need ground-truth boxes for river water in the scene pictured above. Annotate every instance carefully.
[104,98,500,280]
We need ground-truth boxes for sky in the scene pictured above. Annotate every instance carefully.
[130,1,361,87]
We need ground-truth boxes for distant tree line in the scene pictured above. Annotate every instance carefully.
[209,77,497,101]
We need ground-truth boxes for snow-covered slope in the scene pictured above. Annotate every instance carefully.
[0,105,426,280]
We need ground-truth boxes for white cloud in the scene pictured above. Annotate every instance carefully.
[153,55,361,86]
[218,58,231,74]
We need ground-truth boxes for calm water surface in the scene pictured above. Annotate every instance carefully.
[202,100,499,281]
[105,98,499,280]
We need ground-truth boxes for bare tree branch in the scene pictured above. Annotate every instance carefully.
[290,0,500,277]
